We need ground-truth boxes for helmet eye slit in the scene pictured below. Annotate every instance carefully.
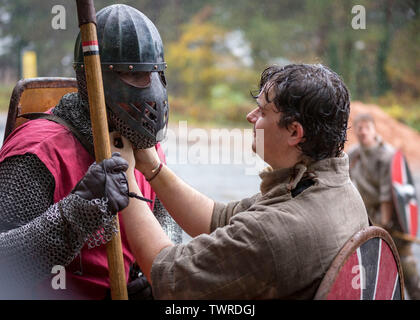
[118,71,151,88]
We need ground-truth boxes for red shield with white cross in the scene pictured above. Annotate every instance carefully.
[391,150,419,237]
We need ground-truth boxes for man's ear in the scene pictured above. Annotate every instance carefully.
[287,121,305,147]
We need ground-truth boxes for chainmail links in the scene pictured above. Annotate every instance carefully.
[0,154,55,231]
[153,197,183,245]
[59,194,118,249]
[0,193,116,291]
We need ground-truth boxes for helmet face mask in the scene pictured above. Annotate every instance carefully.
[73,4,169,149]
[104,69,168,148]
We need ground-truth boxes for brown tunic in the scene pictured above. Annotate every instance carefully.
[348,136,395,223]
[151,153,368,299]
[348,137,412,252]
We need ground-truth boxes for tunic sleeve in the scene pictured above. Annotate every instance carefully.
[150,210,276,299]
[210,193,260,232]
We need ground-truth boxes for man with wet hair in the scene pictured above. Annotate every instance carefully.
[349,113,420,299]
[107,63,369,299]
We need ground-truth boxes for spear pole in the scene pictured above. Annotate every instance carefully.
[75,0,128,300]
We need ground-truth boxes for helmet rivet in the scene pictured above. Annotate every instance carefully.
[129,65,133,70]
[109,65,113,70]
[81,64,84,69]
[165,64,168,69]
[154,65,158,70]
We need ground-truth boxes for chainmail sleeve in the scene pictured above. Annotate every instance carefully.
[0,154,55,233]
[0,154,116,294]
[153,197,183,244]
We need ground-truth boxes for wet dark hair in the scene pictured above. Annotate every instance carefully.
[254,64,350,161]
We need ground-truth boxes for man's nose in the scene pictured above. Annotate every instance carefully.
[247,108,258,123]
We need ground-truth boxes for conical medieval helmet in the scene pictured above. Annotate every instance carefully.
[74,4,169,149]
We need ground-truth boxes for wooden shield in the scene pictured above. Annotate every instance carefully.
[314,227,404,300]
[391,150,419,238]
[3,77,77,142]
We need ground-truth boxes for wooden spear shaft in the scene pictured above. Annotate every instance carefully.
[76,0,128,300]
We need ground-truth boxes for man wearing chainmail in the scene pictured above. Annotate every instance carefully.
[0,4,181,299]
[348,113,420,299]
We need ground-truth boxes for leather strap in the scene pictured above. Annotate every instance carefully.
[76,0,97,26]
[18,112,95,157]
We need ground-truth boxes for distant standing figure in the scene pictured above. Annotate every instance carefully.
[348,113,420,299]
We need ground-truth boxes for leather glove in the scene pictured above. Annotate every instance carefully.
[127,263,154,300]
[127,274,154,300]
[72,152,129,214]
[105,273,153,300]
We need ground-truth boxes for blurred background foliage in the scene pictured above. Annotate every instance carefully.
[0,0,419,129]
